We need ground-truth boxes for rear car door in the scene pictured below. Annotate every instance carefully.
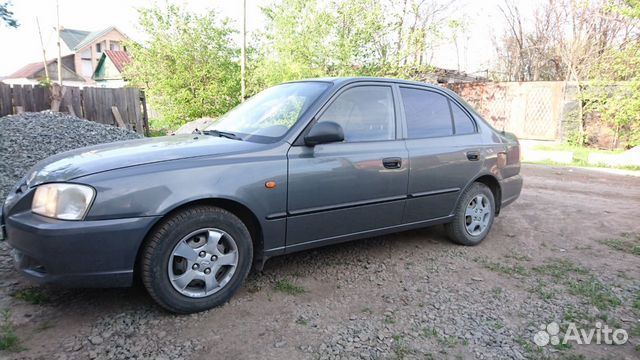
[399,86,484,223]
[286,84,409,250]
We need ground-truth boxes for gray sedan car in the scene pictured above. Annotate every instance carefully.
[2,77,522,313]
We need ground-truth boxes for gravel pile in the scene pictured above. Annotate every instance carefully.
[0,111,142,205]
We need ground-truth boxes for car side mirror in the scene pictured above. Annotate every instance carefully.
[304,121,344,146]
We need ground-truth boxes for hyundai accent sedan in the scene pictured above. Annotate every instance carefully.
[2,77,522,313]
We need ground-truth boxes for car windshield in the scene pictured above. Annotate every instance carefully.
[204,81,330,143]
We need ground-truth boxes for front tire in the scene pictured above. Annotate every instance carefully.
[141,206,253,314]
[445,182,495,246]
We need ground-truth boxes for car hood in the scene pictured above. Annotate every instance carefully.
[25,134,263,186]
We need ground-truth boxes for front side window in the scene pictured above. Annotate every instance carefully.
[206,82,329,143]
[317,86,395,142]
[401,88,452,138]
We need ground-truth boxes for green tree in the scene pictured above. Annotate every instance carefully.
[250,0,426,91]
[1,1,18,28]
[581,0,640,148]
[124,4,240,129]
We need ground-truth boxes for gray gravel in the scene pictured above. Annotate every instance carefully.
[0,136,638,359]
[0,111,141,205]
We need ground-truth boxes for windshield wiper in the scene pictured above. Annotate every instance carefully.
[201,129,243,141]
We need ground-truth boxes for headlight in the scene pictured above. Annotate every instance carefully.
[31,183,95,220]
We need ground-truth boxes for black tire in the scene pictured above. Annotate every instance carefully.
[141,205,253,314]
[445,182,495,246]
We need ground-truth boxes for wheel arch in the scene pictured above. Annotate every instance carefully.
[471,174,502,215]
[134,197,264,279]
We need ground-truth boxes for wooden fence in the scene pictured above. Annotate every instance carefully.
[0,83,148,135]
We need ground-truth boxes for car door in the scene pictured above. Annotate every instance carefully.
[286,84,409,250]
[399,86,484,223]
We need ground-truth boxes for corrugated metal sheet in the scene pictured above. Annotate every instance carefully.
[104,50,131,73]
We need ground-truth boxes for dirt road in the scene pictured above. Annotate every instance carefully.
[1,164,638,360]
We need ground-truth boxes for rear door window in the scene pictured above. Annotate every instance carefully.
[400,88,453,138]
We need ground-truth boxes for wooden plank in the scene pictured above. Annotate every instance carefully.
[42,86,52,111]
[12,85,23,111]
[81,87,94,122]
[104,88,115,125]
[67,104,76,117]
[0,82,12,116]
[25,85,35,112]
[61,86,72,113]
[111,106,126,128]
[113,88,130,130]
[70,87,83,118]
[140,90,149,136]
[33,85,49,111]
[132,88,143,134]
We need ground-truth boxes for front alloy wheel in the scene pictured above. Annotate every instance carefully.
[168,228,239,298]
[141,206,253,314]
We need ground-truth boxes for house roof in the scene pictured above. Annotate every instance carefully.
[59,28,91,50]
[73,26,126,51]
[93,51,131,80]
[6,57,84,82]
[7,60,55,79]
[104,50,131,73]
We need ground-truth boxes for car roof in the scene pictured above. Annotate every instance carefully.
[286,76,444,90]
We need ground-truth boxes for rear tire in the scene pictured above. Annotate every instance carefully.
[141,205,253,314]
[445,183,495,246]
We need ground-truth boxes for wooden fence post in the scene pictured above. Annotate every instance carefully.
[140,90,149,136]
[0,82,12,116]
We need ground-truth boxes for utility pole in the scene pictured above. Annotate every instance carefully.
[240,0,246,102]
[36,17,50,82]
[56,0,62,86]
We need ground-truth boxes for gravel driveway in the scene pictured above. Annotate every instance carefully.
[1,163,638,360]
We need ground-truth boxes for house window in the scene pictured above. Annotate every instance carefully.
[110,41,121,51]
[81,59,93,77]
[96,43,102,53]
[80,48,93,77]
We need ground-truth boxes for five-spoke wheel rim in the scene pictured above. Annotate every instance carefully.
[167,228,239,298]
[465,194,491,236]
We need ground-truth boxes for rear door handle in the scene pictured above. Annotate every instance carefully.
[382,157,402,169]
[466,151,480,161]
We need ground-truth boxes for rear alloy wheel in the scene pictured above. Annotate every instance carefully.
[141,206,252,314]
[445,182,495,246]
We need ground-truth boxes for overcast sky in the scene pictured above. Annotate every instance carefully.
[0,0,540,77]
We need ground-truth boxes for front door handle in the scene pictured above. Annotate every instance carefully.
[466,151,480,161]
[382,157,402,169]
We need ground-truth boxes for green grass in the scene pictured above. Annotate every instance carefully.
[533,259,621,311]
[14,287,49,305]
[421,327,463,348]
[567,278,622,311]
[633,291,640,311]
[533,143,624,155]
[600,233,640,256]
[392,334,411,359]
[530,282,555,300]
[527,144,640,171]
[532,259,588,278]
[478,258,528,276]
[273,279,306,295]
[0,310,21,352]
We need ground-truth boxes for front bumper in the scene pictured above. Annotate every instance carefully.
[4,210,159,287]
